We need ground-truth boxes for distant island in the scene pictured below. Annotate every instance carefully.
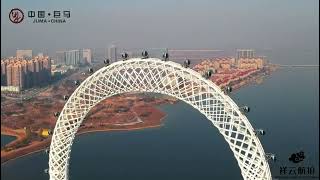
[1,56,278,164]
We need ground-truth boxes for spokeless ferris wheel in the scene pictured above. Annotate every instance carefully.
[47,51,274,180]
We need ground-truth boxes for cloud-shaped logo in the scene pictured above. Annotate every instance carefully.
[289,151,305,163]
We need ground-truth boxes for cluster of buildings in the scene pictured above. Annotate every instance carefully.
[194,57,236,73]
[54,49,92,66]
[193,49,266,87]
[237,58,264,69]
[1,48,93,92]
[236,49,264,69]
[194,49,265,73]
[193,56,264,73]
[1,56,51,91]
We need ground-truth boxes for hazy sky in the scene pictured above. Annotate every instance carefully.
[1,0,319,63]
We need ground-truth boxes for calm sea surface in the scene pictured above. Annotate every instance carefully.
[1,68,319,180]
[1,136,16,148]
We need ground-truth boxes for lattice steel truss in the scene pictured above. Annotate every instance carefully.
[49,58,272,180]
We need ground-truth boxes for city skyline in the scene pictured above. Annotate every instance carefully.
[1,0,319,65]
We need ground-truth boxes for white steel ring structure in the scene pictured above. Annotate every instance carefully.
[49,58,272,180]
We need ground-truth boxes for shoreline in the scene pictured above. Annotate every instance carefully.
[1,132,19,139]
[77,124,164,136]
[1,146,48,166]
[1,115,167,165]
[231,72,267,91]
[1,127,26,147]
[1,67,273,164]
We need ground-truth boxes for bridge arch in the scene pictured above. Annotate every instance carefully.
[49,58,272,180]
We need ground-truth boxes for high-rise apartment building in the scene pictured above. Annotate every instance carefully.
[82,49,92,64]
[108,45,117,62]
[6,64,13,86]
[55,51,66,65]
[11,63,24,88]
[65,50,84,66]
[1,61,7,85]
[236,49,255,59]
[55,49,91,66]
